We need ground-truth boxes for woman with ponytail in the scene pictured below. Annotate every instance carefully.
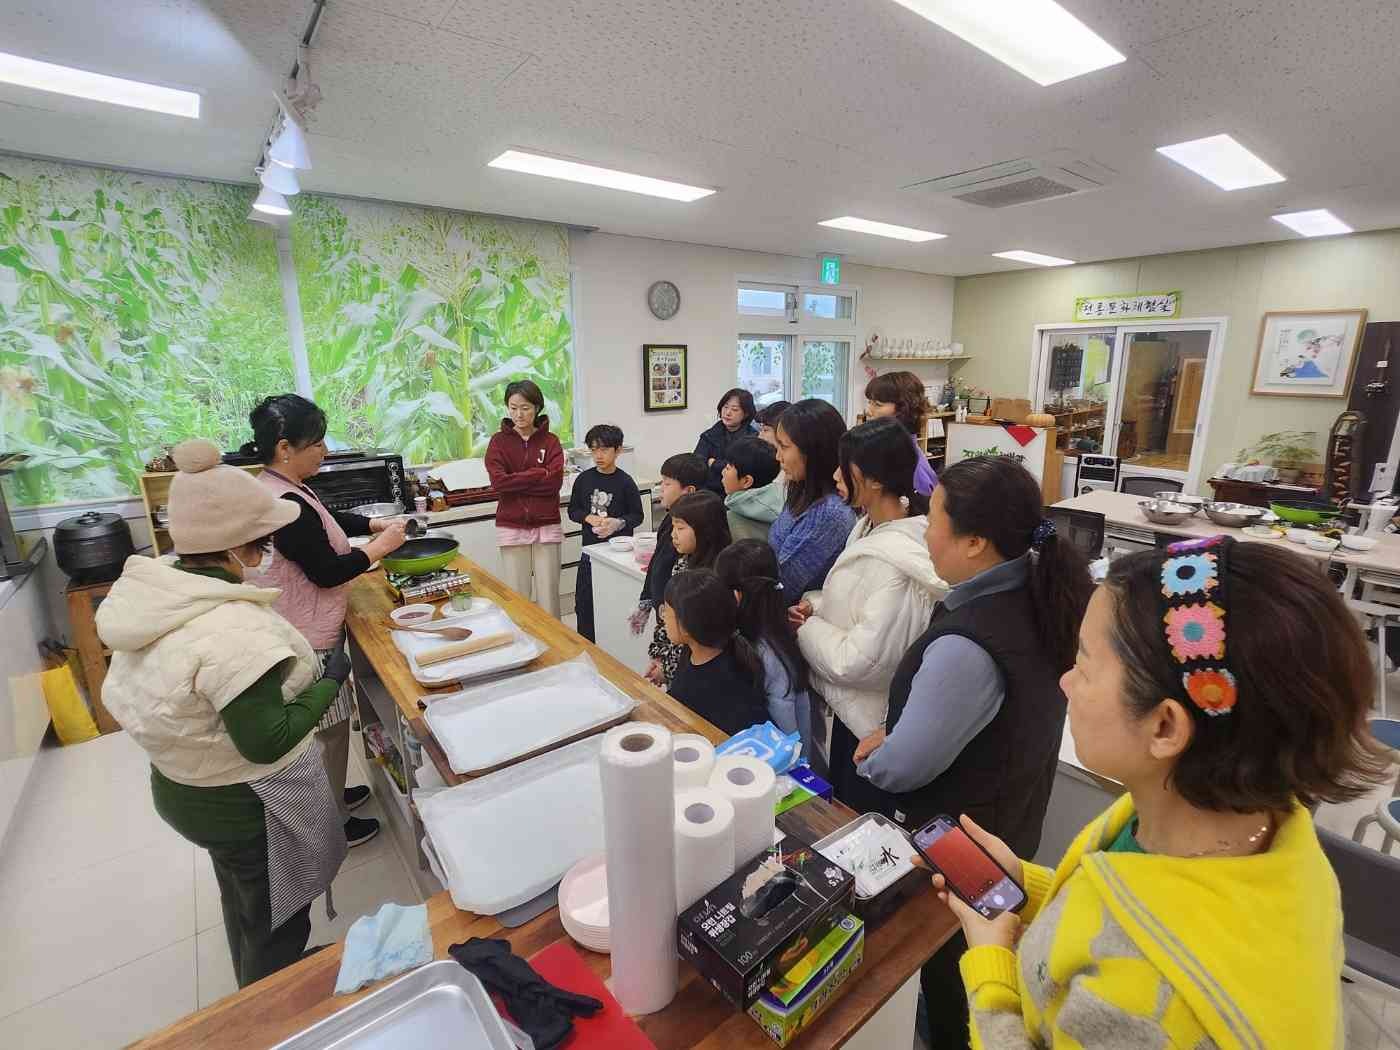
[715,540,813,748]
[844,454,1092,1050]
[788,419,946,773]
[661,569,768,735]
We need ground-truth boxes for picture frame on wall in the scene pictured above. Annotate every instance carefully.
[1250,309,1368,398]
[643,344,688,411]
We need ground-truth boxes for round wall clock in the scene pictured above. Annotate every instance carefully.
[647,280,681,320]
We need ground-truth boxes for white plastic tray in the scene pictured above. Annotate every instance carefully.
[423,654,638,775]
[419,735,606,916]
[391,603,543,685]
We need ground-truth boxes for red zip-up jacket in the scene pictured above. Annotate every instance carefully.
[483,416,565,530]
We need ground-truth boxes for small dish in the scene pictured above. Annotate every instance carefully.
[608,536,634,551]
[1306,535,1340,552]
[1286,529,1312,545]
[1340,535,1379,552]
[1243,525,1278,539]
[391,603,437,626]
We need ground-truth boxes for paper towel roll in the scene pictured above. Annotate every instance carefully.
[708,755,777,867]
[672,733,716,790]
[600,723,678,1014]
[674,788,735,912]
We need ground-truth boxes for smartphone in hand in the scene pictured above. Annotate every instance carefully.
[910,815,1026,919]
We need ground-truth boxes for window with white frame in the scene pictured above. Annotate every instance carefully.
[736,281,856,413]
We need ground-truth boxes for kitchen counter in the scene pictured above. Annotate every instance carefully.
[581,543,651,673]
[135,553,958,1050]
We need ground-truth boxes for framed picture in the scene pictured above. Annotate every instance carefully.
[1251,309,1367,398]
[643,344,687,411]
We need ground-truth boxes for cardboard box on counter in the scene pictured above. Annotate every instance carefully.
[677,836,855,1009]
[748,914,865,1046]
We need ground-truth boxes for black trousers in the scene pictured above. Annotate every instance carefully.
[575,555,596,642]
[922,930,972,1050]
[208,832,314,988]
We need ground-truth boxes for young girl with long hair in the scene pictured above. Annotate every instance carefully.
[662,569,768,735]
[645,491,732,687]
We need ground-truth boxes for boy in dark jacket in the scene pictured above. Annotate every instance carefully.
[567,424,644,641]
[629,452,707,646]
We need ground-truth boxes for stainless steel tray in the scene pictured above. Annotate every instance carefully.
[270,961,515,1049]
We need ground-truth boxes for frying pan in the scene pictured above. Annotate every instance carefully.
[381,536,459,576]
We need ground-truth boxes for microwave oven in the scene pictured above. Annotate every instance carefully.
[223,449,407,514]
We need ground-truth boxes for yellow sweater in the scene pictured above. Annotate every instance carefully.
[960,794,1344,1050]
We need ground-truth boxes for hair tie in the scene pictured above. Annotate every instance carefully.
[1158,536,1237,718]
[772,579,784,591]
[1030,519,1057,551]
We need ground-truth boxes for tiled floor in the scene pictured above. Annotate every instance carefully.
[0,729,423,1049]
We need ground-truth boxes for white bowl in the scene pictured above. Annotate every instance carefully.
[1286,529,1312,545]
[608,536,634,551]
[1340,535,1378,552]
[390,603,437,626]
[1306,535,1340,552]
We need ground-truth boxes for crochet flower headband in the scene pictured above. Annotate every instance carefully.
[1158,535,1237,717]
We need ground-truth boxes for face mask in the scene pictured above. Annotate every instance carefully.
[232,547,275,582]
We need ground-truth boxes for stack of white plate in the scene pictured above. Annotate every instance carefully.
[558,853,611,954]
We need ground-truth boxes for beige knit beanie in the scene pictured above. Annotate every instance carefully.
[167,439,300,555]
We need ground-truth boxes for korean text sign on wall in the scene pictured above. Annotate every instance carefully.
[1073,291,1181,322]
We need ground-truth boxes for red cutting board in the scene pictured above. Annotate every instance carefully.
[526,941,658,1050]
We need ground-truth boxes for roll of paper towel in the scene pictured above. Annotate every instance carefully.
[709,755,777,867]
[672,733,716,790]
[674,787,736,912]
[600,723,678,1014]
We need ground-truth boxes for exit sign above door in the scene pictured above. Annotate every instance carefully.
[819,254,842,285]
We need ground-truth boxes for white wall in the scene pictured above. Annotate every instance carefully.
[570,231,954,476]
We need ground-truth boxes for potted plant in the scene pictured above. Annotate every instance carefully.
[1236,431,1318,484]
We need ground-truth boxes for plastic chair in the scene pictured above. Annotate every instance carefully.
[1317,827,1400,1046]
[1045,505,1105,560]
[1354,719,1400,845]
[1119,476,1183,497]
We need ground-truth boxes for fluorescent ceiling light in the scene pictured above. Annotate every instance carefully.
[993,250,1076,267]
[888,0,1125,86]
[268,119,311,170]
[260,164,299,195]
[1272,208,1352,238]
[0,50,199,118]
[818,216,945,242]
[487,149,714,202]
[252,188,291,217]
[1156,134,1285,191]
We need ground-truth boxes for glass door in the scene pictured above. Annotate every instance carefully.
[1109,323,1224,489]
[1032,327,1116,454]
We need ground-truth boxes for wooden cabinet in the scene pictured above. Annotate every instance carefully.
[1049,403,1107,452]
[1206,477,1321,508]
[139,466,262,556]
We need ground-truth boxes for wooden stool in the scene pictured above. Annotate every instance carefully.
[64,579,120,734]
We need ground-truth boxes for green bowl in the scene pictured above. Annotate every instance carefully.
[380,537,459,576]
[1269,500,1341,526]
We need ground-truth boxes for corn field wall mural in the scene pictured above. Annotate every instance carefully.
[0,155,574,508]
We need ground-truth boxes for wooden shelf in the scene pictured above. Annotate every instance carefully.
[140,465,261,555]
[864,354,972,364]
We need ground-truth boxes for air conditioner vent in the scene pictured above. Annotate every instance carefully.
[906,151,1116,209]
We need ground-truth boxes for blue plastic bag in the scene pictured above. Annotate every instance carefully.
[716,721,802,775]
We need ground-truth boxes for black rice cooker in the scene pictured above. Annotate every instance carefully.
[53,511,135,583]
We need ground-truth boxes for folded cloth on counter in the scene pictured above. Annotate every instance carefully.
[334,902,433,995]
[450,937,602,1050]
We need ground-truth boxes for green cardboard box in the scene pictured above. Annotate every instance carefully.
[746,914,864,1046]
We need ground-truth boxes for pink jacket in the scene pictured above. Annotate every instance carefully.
[258,470,351,649]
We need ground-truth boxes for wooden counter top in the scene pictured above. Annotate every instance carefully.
[134,555,958,1050]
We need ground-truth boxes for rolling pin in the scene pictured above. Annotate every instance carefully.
[416,631,515,667]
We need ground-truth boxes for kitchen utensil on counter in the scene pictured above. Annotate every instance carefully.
[392,603,543,685]
[1270,499,1343,525]
[1243,525,1282,539]
[381,536,459,576]
[1202,502,1264,528]
[350,501,403,519]
[1138,499,1198,525]
[390,603,437,626]
[53,511,135,583]
[422,655,639,776]
[390,622,475,641]
[420,735,606,915]
[405,515,441,537]
[1306,534,1341,552]
[416,632,513,667]
[1341,534,1379,552]
[1286,528,1312,544]
[608,536,634,551]
[1157,492,1205,506]
[559,853,611,953]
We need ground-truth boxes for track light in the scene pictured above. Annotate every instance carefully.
[268,117,311,170]
[252,187,292,216]
[259,164,299,195]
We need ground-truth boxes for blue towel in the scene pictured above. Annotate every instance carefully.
[334,902,433,995]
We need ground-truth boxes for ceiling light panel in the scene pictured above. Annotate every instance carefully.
[0,51,199,118]
[818,216,945,242]
[1156,134,1285,191]
[888,0,1125,86]
[487,149,714,202]
[993,250,1075,266]
[1272,209,1352,237]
